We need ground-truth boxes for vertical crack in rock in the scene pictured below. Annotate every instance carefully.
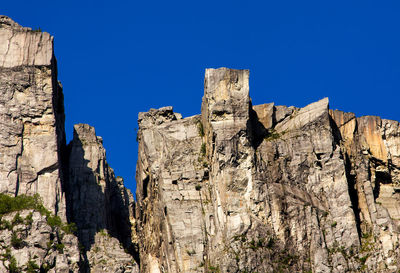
[344,152,362,240]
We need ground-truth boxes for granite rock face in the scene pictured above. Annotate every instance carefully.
[0,209,80,272]
[66,123,138,271]
[136,68,400,272]
[0,15,66,218]
[0,16,138,272]
[0,15,53,67]
[4,14,400,273]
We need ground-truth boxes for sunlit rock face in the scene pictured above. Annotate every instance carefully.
[0,16,139,272]
[0,15,66,218]
[0,15,53,68]
[136,67,400,272]
[3,13,400,273]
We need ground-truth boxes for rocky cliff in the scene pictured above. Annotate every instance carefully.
[0,16,138,272]
[136,68,400,272]
[2,15,400,273]
[0,15,66,218]
[66,123,138,272]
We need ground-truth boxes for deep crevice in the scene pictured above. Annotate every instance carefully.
[344,153,362,240]
[329,114,362,239]
[249,107,268,149]
[143,175,149,199]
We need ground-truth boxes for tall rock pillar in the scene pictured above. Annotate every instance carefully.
[0,16,67,217]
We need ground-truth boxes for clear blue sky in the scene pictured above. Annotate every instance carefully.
[4,1,400,195]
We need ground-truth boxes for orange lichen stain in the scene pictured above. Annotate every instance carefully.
[329,109,356,141]
[253,103,274,129]
[358,116,387,161]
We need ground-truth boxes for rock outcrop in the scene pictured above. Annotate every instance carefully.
[3,14,400,273]
[136,67,400,272]
[66,123,138,272]
[0,208,80,272]
[0,15,66,218]
[0,16,138,272]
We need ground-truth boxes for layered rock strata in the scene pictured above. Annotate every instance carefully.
[136,67,400,272]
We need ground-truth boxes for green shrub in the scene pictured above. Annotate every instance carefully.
[46,215,62,228]
[0,219,12,230]
[7,256,20,273]
[0,194,41,216]
[195,185,202,191]
[62,222,77,234]
[99,229,109,237]
[26,259,39,273]
[25,212,33,225]
[359,255,368,263]
[200,143,206,156]
[0,193,77,240]
[47,240,53,250]
[209,265,220,273]
[11,232,23,249]
[249,239,258,250]
[12,213,23,225]
[56,243,65,253]
[1,247,11,260]
[197,121,205,137]
[264,129,282,141]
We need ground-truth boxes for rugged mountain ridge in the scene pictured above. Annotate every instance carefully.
[2,15,400,273]
[0,16,138,272]
[136,68,400,272]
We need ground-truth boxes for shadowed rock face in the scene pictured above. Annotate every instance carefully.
[66,124,136,249]
[66,123,138,272]
[136,68,400,272]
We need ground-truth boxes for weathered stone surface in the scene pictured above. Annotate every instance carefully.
[86,231,138,273]
[253,103,274,129]
[0,15,53,67]
[0,209,80,272]
[136,67,400,272]
[5,14,400,272]
[66,123,138,271]
[0,16,138,272]
[0,16,66,218]
[136,110,204,272]
[330,110,400,271]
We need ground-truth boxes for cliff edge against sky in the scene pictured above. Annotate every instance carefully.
[0,15,138,272]
[136,68,400,272]
[1,16,400,273]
